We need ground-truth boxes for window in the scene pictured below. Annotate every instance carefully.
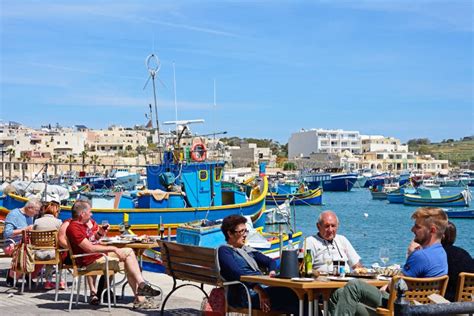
[65,141,68,145]
[199,170,208,181]
[377,154,384,159]
[57,141,60,145]
[214,167,223,181]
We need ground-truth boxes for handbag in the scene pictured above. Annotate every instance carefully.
[201,287,226,316]
[11,231,35,274]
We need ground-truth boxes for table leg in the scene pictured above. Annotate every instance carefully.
[307,290,315,316]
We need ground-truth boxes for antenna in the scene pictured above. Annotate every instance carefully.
[144,54,166,161]
[173,62,178,136]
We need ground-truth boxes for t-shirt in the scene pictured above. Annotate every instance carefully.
[4,208,34,243]
[33,214,62,231]
[403,243,448,278]
[304,234,361,272]
[66,220,101,267]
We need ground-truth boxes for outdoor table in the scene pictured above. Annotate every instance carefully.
[241,275,388,316]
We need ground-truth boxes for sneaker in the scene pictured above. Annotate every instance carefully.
[137,283,161,297]
[44,281,55,290]
[6,275,14,287]
[58,281,66,290]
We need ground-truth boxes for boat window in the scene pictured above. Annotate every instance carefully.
[215,167,223,182]
[199,170,208,181]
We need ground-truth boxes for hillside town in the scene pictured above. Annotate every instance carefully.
[0,121,452,181]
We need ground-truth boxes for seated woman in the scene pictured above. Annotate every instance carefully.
[441,221,474,301]
[33,200,64,290]
[218,215,301,314]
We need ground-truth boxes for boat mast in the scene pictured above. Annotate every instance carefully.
[145,54,163,162]
[173,62,178,138]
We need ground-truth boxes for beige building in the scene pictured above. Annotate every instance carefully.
[229,143,276,168]
[86,125,149,155]
[361,135,408,153]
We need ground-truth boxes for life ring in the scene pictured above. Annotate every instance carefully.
[191,142,207,162]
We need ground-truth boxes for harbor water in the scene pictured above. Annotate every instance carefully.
[292,187,473,266]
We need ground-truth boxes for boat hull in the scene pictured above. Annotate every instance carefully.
[0,177,269,236]
[266,188,322,205]
[445,210,474,218]
[403,192,469,207]
[305,173,357,192]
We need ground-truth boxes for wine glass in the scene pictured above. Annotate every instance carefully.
[323,252,332,274]
[101,220,110,231]
[379,247,390,266]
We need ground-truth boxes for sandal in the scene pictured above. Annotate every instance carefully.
[137,282,161,297]
[133,297,160,310]
[90,292,99,306]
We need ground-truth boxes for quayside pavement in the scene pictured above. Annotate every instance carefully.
[0,258,211,315]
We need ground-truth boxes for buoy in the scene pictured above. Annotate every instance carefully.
[364,213,369,218]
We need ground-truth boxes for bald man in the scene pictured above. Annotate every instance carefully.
[304,210,363,273]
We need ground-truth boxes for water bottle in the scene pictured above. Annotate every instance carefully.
[304,249,313,278]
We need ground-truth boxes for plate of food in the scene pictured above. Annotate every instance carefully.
[291,277,314,282]
[346,267,378,279]
[327,276,355,282]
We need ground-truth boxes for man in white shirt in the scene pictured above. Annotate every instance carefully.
[304,210,363,273]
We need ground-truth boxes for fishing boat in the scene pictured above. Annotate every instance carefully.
[403,188,472,207]
[302,170,357,192]
[266,186,322,206]
[0,150,268,236]
[387,185,417,204]
[445,209,474,219]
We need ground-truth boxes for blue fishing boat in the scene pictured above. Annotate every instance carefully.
[0,151,268,237]
[403,188,471,207]
[387,185,417,204]
[445,209,474,218]
[302,171,357,192]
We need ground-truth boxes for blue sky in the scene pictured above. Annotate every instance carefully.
[1,0,473,144]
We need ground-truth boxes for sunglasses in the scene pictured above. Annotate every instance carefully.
[233,228,249,236]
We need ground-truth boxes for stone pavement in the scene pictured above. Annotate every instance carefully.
[0,258,212,315]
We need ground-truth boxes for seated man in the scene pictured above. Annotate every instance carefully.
[218,215,302,315]
[328,207,448,316]
[305,210,363,273]
[66,201,160,309]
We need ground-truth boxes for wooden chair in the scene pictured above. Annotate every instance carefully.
[455,272,474,302]
[24,230,61,300]
[376,275,449,315]
[67,242,117,312]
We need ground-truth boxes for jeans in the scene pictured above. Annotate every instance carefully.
[328,279,389,316]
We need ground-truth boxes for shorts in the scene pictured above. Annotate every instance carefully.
[84,247,133,272]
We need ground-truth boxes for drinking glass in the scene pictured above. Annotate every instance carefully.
[323,252,332,274]
[379,247,390,266]
[101,220,110,230]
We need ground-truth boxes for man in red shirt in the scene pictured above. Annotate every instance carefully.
[66,200,160,309]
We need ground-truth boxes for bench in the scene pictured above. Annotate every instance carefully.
[159,241,255,315]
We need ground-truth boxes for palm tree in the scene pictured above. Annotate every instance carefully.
[80,150,88,171]
[20,152,31,181]
[6,146,15,180]
[90,155,101,173]
[67,154,76,172]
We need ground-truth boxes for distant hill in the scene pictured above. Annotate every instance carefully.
[407,136,474,166]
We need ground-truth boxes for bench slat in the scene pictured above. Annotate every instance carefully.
[162,255,216,268]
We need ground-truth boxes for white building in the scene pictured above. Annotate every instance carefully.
[361,135,408,153]
[288,128,361,159]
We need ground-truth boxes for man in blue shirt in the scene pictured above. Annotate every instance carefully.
[328,207,448,316]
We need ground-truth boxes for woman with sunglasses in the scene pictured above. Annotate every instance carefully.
[218,215,300,314]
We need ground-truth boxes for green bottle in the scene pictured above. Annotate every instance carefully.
[304,249,313,278]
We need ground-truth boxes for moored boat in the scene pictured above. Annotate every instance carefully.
[403,188,471,207]
[266,187,322,206]
[0,150,268,236]
[445,209,474,218]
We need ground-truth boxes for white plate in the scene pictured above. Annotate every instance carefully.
[327,276,355,282]
[377,276,391,281]
[291,277,314,282]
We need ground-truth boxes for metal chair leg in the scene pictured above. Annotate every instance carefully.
[21,274,26,293]
[83,277,87,303]
[54,264,59,302]
[68,277,76,312]
[76,276,81,305]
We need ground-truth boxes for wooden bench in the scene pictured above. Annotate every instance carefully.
[159,241,263,315]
